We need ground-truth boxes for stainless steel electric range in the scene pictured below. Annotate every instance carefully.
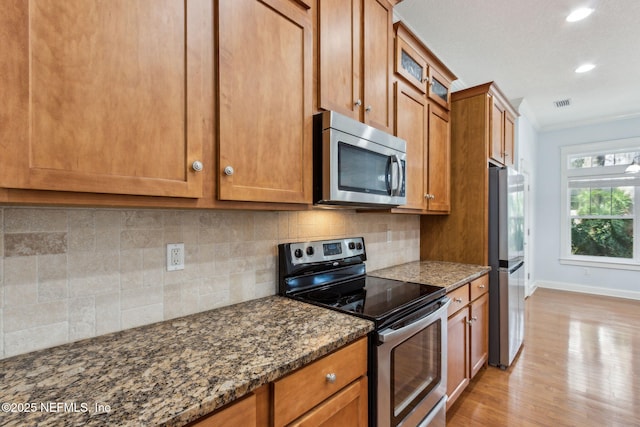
[278,237,450,427]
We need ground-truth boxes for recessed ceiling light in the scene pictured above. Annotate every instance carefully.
[575,63,596,73]
[566,7,594,22]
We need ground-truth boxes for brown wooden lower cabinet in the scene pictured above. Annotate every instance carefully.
[446,274,489,410]
[446,303,470,408]
[288,377,368,427]
[190,392,257,427]
[189,337,368,427]
[273,337,368,426]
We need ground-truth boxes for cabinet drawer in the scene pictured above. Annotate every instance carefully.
[447,284,470,317]
[273,337,367,427]
[469,274,489,301]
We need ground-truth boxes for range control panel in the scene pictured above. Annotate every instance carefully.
[287,237,365,265]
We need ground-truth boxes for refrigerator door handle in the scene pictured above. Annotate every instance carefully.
[508,260,524,274]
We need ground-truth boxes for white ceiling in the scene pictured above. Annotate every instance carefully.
[394,0,640,131]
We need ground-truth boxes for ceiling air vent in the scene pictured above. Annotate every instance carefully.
[554,98,571,108]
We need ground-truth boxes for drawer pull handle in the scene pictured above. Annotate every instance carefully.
[326,373,337,384]
[454,297,463,303]
[478,284,486,289]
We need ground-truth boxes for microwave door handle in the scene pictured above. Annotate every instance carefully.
[385,157,393,195]
[390,155,403,196]
[395,155,404,196]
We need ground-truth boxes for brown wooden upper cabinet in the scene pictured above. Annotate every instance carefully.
[420,82,518,265]
[394,24,453,111]
[489,89,517,166]
[0,0,209,198]
[317,0,394,134]
[393,22,456,214]
[217,0,313,204]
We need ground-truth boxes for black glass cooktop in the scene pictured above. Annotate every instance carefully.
[294,275,445,326]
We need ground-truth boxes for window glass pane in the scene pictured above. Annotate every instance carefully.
[570,188,590,215]
[589,187,612,215]
[571,218,633,258]
[570,157,585,169]
[604,154,614,166]
[611,187,634,215]
[615,152,633,165]
[591,155,606,167]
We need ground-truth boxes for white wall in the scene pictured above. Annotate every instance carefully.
[534,116,640,300]
[512,100,538,296]
[514,102,538,296]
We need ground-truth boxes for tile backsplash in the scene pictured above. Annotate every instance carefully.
[0,207,419,359]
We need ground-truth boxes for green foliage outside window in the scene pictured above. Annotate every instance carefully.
[570,187,634,258]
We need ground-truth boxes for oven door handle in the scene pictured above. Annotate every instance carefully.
[378,297,450,345]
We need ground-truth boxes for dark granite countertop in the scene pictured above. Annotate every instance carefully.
[0,296,373,427]
[369,260,491,293]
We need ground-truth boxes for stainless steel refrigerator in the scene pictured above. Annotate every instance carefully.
[488,166,525,369]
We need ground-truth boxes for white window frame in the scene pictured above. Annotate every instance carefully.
[560,137,640,271]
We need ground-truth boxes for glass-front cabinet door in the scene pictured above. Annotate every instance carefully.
[427,67,452,110]
[395,30,428,94]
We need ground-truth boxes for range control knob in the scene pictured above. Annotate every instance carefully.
[294,248,304,258]
[348,242,356,250]
[306,246,315,256]
[356,242,363,250]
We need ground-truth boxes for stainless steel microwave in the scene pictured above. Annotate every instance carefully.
[313,111,406,208]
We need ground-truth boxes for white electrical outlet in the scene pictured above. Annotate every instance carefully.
[167,243,185,271]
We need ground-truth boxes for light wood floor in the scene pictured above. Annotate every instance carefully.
[447,288,640,427]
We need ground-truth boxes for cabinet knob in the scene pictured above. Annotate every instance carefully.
[454,297,463,303]
[471,316,478,322]
[191,161,204,172]
[365,105,372,112]
[326,373,337,384]
[478,284,486,289]
[466,319,473,325]
[223,166,234,176]
[425,194,435,200]
[354,99,362,107]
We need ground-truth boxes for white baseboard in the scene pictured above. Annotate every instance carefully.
[535,280,640,301]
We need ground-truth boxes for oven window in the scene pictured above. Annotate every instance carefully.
[338,142,390,195]
[391,319,441,424]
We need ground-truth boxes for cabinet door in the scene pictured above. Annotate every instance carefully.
[317,0,361,120]
[504,112,516,167]
[446,308,470,410]
[395,32,428,94]
[289,378,368,427]
[489,95,505,164]
[0,0,208,198]
[394,82,427,211]
[469,292,489,378]
[362,0,393,133]
[192,393,256,427]
[427,67,452,110]
[218,0,312,204]
[427,103,451,213]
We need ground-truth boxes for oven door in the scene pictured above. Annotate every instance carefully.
[321,127,406,207]
[376,297,449,427]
